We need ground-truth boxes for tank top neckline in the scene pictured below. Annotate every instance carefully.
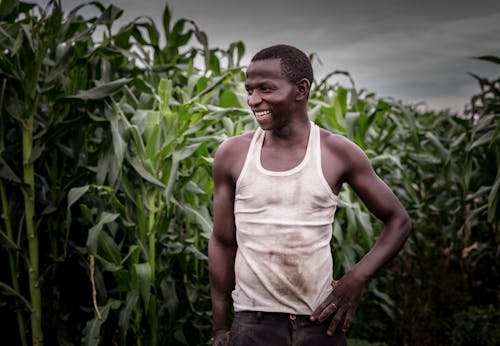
[256,122,315,176]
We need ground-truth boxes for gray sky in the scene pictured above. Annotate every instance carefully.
[36,0,500,112]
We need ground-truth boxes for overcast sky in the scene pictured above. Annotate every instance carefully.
[35,0,500,113]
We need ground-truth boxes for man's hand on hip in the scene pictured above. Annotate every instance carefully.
[213,329,231,346]
[310,270,367,335]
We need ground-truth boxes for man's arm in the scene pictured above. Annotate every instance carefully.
[208,141,238,344]
[311,136,412,335]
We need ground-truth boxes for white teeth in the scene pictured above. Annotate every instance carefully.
[254,110,271,117]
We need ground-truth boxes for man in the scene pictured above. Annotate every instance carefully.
[208,44,411,345]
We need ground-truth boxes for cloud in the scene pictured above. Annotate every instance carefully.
[36,0,500,112]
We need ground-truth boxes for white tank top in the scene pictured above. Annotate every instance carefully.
[232,122,338,314]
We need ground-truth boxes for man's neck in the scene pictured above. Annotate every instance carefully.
[267,116,311,147]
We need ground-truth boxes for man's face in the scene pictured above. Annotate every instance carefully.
[245,58,297,130]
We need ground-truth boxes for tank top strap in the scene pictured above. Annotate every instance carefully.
[235,128,264,189]
[309,122,322,171]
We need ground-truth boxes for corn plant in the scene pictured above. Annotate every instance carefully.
[1,0,498,345]
[308,65,499,343]
[0,0,241,344]
[66,68,252,344]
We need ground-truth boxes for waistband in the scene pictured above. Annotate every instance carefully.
[235,311,310,321]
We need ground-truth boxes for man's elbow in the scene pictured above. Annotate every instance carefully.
[386,208,412,243]
[399,211,412,240]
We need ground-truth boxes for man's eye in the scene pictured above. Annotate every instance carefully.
[261,87,270,92]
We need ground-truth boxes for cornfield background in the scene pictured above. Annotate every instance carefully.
[0,1,498,345]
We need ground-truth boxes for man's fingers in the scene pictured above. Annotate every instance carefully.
[342,308,354,332]
[311,292,336,320]
[318,301,338,322]
[213,330,230,346]
[326,308,345,336]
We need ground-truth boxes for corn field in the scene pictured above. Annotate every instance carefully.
[0,1,498,345]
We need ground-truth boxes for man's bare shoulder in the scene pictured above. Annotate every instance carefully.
[319,128,372,178]
[319,128,361,158]
[215,131,255,160]
[213,131,255,182]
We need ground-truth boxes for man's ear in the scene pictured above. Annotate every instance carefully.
[296,78,311,101]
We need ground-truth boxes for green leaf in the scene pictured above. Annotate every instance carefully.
[195,76,209,95]
[334,87,348,130]
[333,221,344,244]
[372,288,395,319]
[121,245,140,265]
[96,4,124,26]
[0,229,18,250]
[345,112,359,142]
[130,78,155,95]
[185,244,208,260]
[0,0,18,20]
[98,230,122,266]
[174,328,189,345]
[321,106,342,132]
[128,156,166,188]
[219,90,241,108]
[174,143,201,161]
[194,29,208,48]
[158,78,172,113]
[144,113,162,159]
[87,212,120,254]
[209,49,221,75]
[68,186,90,208]
[228,40,245,65]
[96,148,113,185]
[487,170,500,222]
[409,153,441,165]
[370,154,403,170]
[181,204,213,235]
[0,280,32,311]
[94,255,122,272]
[134,263,152,311]
[119,291,139,333]
[110,117,125,184]
[82,300,120,346]
[67,185,91,238]
[160,276,178,317]
[164,158,179,203]
[469,131,493,151]
[0,158,21,183]
[474,55,500,65]
[185,181,206,195]
[66,78,132,100]
[222,116,234,136]
[11,27,23,56]
[465,205,488,225]
[190,73,230,102]
[162,3,171,36]
[425,132,449,159]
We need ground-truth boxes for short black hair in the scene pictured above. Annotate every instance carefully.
[251,44,314,86]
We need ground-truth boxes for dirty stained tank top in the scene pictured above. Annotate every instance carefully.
[232,122,339,314]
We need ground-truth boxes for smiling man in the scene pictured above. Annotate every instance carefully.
[208,44,411,345]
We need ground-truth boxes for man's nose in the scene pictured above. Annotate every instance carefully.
[247,92,262,106]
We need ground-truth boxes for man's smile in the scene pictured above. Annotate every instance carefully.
[254,110,271,117]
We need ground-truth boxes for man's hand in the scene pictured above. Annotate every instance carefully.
[310,270,367,335]
[213,329,231,346]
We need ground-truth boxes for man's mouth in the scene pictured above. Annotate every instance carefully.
[254,110,271,117]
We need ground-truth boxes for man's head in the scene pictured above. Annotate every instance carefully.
[245,45,313,129]
[250,44,314,87]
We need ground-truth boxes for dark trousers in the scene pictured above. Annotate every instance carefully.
[229,311,347,346]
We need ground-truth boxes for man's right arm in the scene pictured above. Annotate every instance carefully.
[208,140,239,343]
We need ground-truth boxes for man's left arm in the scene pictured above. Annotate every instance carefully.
[311,139,412,335]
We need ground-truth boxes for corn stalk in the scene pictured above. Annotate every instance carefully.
[1,0,498,345]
